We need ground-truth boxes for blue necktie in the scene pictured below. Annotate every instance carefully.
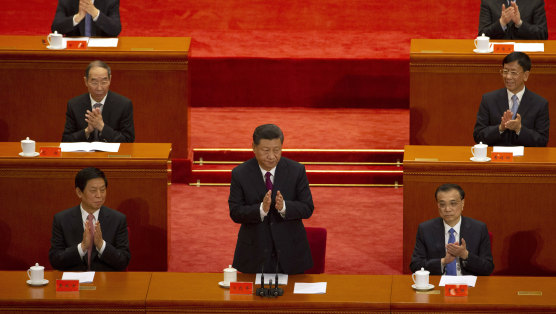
[511,95,519,119]
[84,14,92,37]
[446,228,457,276]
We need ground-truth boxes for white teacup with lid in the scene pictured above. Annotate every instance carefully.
[47,31,64,49]
[474,33,491,52]
[471,142,488,160]
[223,265,237,286]
[412,267,430,289]
[27,263,45,285]
[21,137,36,157]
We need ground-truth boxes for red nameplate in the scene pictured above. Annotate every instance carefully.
[67,41,88,49]
[39,146,62,157]
[493,44,514,54]
[230,282,253,295]
[491,152,513,162]
[445,284,468,296]
[56,279,79,291]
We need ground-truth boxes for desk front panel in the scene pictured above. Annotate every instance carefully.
[403,145,556,276]
[0,142,171,271]
[146,273,391,313]
[391,275,556,313]
[0,271,151,313]
[0,36,190,159]
[410,39,556,147]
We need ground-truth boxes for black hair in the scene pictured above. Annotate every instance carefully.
[252,124,284,145]
[75,167,108,191]
[503,52,531,72]
[435,183,465,201]
[85,60,112,79]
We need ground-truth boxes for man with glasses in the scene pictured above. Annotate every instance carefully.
[62,60,135,142]
[473,52,548,147]
[410,183,494,276]
[478,0,547,40]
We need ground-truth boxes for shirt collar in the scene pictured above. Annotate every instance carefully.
[443,216,462,236]
[80,204,100,222]
[507,86,526,103]
[259,165,276,179]
[89,93,108,109]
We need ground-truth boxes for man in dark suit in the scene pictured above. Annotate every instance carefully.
[478,0,547,40]
[62,60,135,143]
[51,0,121,37]
[229,124,314,274]
[410,184,494,276]
[49,167,130,271]
[473,52,549,147]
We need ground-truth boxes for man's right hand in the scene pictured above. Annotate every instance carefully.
[74,0,88,24]
[442,253,456,267]
[499,4,514,27]
[499,110,513,132]
[81,219,91,251]
[262,190,271,213]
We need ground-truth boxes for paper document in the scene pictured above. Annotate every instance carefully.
[255,273,288,285]
[88,38,119,47]
[514,43,544,52]
[62,271,95,283]
[439,275,477,287]
[493,146,524,156]
[60,142,120,152]
[294,282,327,294]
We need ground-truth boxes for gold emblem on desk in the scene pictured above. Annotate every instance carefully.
[518,291,542,296]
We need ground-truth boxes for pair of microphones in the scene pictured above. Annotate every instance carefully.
[256,254,284,297]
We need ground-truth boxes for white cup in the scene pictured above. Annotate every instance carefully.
[412,267,430,289]
[27,263,45,284]
[223,265,237,285]
[21,137,36,156]
[471,142,488,159]
[474,33,491,52]
[47,31,64,49]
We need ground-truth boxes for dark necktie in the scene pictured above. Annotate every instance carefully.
[87,214,95,271]
[265,172,273,191]
[84,13,92,37]
[446,228,457,275]
[92,103,102,141]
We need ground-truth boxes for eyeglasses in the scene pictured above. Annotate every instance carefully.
[88,80,110,87]
[437,201,462,209]
[500,69,522,78]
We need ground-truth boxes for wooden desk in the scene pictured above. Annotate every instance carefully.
[146,273,392,313]
[0,36,190,164]
[403,145,556,276]
[0,271,151,313]
[410,39,556,147]
[0,142,171,271]
[391,275,556,313]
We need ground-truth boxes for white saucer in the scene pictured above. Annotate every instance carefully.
[46,45,65,50]
[27,279,49,286]
[470,156,491,162]
[218,281,230,288]
[412,283,434,291]
[473,47,493,54]
[19,152,40,157]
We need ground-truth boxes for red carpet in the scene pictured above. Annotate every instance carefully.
[169,184,403,274]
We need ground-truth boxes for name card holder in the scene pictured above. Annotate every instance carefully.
[56,279,79,292]
[40,146,61,157]
[66,41,88,49]
[491,152,513,162]
[230,282,253,295]
[493,44,514,54]
[445,284,468,296]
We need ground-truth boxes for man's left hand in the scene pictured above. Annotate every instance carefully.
[80,0,100,18]
[505,113,522,133]
[275,190,284,211]
[446,238,469,259]
[510,1,522,25]
[85,108,105,131]
[93,221,103,250]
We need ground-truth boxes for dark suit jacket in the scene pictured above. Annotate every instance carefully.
[51,0,121,37]
[229,157,314,274]
[473,88,549,146]
[410,216,494,276]
[62,91,135,143]
[49,205,131,271]
[478,0,548,40]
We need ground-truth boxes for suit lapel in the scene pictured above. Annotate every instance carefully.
[517,88,531,118]
[496,89,509,117]
[273,158,288,195]
[434,218,445,250]
[247,159,267,198]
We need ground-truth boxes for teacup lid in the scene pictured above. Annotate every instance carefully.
[416,267,429,275]
[475,141,488,148]
[21,137,34,143]
[224,265,236,272]
[478,33,489,39]
[31,262,44,270]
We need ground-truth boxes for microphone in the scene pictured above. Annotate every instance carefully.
[270,250,284,297]
[256,252,269,297]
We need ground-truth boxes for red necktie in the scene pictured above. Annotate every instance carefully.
[87,214,95,270]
